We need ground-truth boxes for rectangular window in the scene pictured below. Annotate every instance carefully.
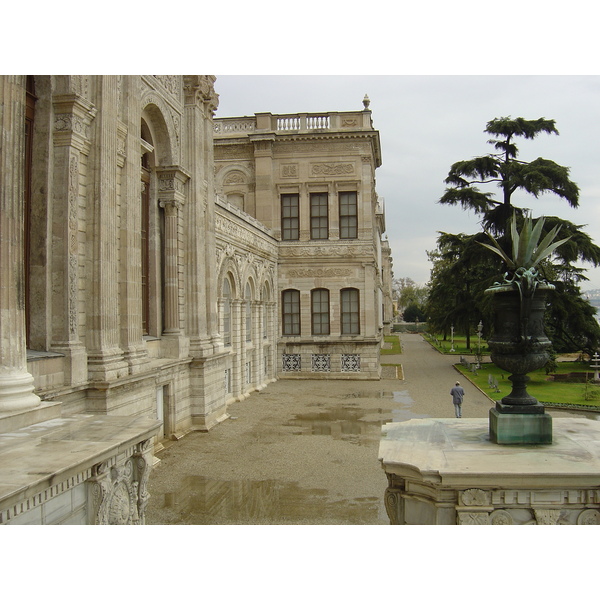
[311,289,330,335]
[341,288,360,335]
[339,191,358,239]
[281,194,299,240]
[310,193,328,240]
[282,289,300,336]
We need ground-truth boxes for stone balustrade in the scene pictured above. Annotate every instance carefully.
[214,110,374,138]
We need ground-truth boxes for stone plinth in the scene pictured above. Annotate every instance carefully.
[0,414,161,524]
[379,418,600,525]
[489,403,553,444]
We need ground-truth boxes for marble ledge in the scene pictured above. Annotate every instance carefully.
[0,413,161,515]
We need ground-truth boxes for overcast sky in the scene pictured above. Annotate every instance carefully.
[213,75,600,291]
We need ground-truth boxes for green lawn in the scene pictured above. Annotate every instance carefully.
[424,333,489,355]
[381,335,402,355]
[456,361,600,409]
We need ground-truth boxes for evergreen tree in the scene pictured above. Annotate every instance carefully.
[430,116,600,354]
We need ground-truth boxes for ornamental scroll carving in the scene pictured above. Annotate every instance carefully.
[280,245,372,258]
[286,268,352,278]
[310,163,354,176]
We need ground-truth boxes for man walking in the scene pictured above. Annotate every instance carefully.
[450,381,465,418]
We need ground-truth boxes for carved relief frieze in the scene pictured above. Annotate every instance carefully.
[215,213,278,256]
[215,145,255,160]
[341,118,359,127]
[279,244,372,258]
[286,268,352,278]
[276,141,369,154]
[154,75,181,102]
[310,162,355,177]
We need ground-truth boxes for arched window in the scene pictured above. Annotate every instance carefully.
[311,288,330,335]
[245,283,252,342]
[341,288,360,334]
[282,289,300,336]
[223,276,232,346]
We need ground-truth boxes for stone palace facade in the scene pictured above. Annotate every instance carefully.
[0,75,391,524]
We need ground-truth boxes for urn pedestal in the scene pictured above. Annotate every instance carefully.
[486,285,553,444]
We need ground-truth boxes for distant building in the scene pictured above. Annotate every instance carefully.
[214,101,390,379]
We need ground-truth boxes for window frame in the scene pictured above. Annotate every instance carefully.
[311,288,330,336]
[310,192,329,240]
[281,193,300,241]
[341,288,360,335]
[339,191,358,239]
[282,289,301,336]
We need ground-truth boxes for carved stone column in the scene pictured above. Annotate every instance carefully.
[117,76,148,374]
[156,166,189,336]
[50,92,96,385]
[231,299,243,399]
[0,76,41,411]
[182,76,219,355]
[86,76,128,381]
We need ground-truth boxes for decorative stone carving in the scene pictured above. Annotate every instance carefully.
[280,245,372,258]
[457,512,490,525]
[460,488,491,506]
[281,164,298,178]
[154,75,181,101]
[183,75,219,115]
[310,162,354,176]
[577,509,600,524]
[87,437,154,525]
[534,509,564,525]
[384,490,402,525]
[490,509,514,525]
[224,171,246,185]
[286,268,352,278]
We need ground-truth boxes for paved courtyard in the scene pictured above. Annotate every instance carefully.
[146,333,582,525]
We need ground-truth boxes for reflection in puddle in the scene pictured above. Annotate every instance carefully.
[287,391,432,445]
[391,390,432,422]
[158,476,383,525]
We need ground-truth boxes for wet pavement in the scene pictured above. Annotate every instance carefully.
[145,333,584,525]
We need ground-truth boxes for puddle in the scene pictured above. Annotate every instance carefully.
[285,391,432,445]
[391,390,432,422]
[154,475,385,525]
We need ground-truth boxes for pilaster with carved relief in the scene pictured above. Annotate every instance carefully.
[50,92,97,385]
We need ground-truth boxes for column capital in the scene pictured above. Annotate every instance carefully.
[156,165,190,204]
[183,75,219,115]
[53,93,97,151]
